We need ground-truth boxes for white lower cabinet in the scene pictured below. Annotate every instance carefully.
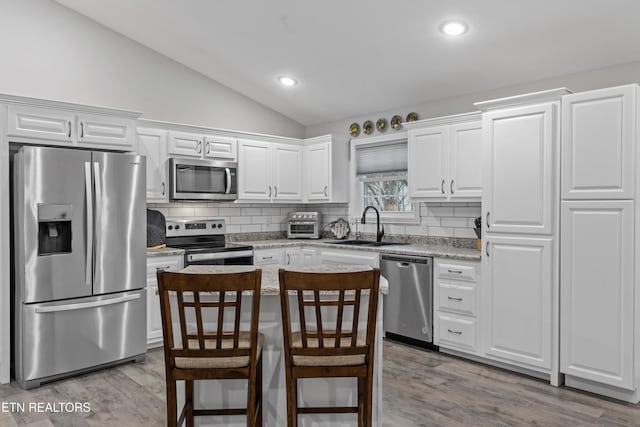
[434,258,480,355]
[146,255,183,348]
[319,248,380,268]
[482,236,552,370]
[560,200,635,390]
[254,248,285,266]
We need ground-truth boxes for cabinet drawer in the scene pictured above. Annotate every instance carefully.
[437,314,477,351]
[8,105,73,142]
[147,256,183,277]
[437,282,476,316]
[254,249,284,265]
[437,262,477,281]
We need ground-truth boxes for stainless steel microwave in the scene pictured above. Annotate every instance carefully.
[169,158,237,201]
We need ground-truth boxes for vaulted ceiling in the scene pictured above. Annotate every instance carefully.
[55,0,640,126]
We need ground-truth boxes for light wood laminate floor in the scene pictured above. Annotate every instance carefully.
[0,341,638,426]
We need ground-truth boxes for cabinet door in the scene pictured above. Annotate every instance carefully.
[408,126,449,199]
[450,121,482,199]
[284,248,302,266]
[77,114,135,150]
[137,128,168,203]
[273,144,303,201]
[168,131,203,158]
[483,103,555,235]
[146,256,183,347]
[305,142,331,201]
[301,248,319,265]
[483,236,552,370]
[560,201,634,389]
[238,140,272,200]
[562,86,635,200]
[319,249,380,268]
[204,136,237,161]
[7,105,73,143]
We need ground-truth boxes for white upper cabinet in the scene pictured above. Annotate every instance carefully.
[483,236,553,370]
[6,102,139,150]
[303,135,349,203]
[407,113,482,201]
[305,142,331,201]
[562,85,636,200]
[7,105,73,143]
[482,103,555,235]
[238,139,273,201]
[273,144,303,201]
[168,131,204,158]
[560,200,634,389]
[409,125,449,199]
[449,121,482,199]
[76,114,135,149]
[204,135,237,161]
[137,128,168,203]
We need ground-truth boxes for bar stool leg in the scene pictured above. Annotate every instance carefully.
[166,375,178,427]
[358,376,366,427]
[247,369,257,427]
[285,370,298,427]
[365,375,374,427]
[185,380,194,427]
[256,355,263,426]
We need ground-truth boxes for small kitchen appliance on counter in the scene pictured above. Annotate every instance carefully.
[287,212,321,239]
[165,219,253,266]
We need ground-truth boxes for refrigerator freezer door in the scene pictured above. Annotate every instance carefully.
[92,152,146,295]
[16,290,146,388]
[15,146,92,303]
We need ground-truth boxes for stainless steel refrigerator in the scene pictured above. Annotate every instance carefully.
[13,146,147,388]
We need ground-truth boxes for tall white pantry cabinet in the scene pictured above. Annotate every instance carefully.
[475,89,568,384]
[560,84,640,403]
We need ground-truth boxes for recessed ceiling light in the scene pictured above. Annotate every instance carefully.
[278,76,297,87]
[440,20,468,36]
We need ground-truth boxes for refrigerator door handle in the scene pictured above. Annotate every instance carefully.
[93,161,103,282]
[84,162,93,287]
[34,294,141,313]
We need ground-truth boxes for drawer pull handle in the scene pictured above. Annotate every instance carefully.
[447,329,463,335]
[263,256,273,260]
[447,296,463,301]
[156,266,172,271]
[441,179,445,194]
[447,269,463,274]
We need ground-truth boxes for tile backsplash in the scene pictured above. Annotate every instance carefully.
[148,201,481,240]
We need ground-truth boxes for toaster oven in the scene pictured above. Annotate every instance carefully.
[287,212,321,239]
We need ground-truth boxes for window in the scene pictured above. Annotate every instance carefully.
[363,177,411,212]
[351,136,419,224]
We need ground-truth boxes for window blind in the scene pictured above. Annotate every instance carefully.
[356,142,408,177]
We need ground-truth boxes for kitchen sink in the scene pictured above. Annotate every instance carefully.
[325,240,406,247]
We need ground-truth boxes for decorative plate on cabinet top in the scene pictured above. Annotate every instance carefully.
[406,112,419,122]
[362,120,374,135]
[376,118,387,132]
[390,115,402,129]
[349,122,360,137]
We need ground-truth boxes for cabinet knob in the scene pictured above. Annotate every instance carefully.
[486,211,490,228]
[274,186,278,198]
[67,121,72,139]
[441,179,445,194]
[162,182,165,196]
[486,241,490,257]
[450,179,455,195]
[268,186,272,198]
[206,141,211,155]
[323,185,328,197]
[80,121,84,138]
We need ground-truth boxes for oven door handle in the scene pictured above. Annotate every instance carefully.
[225,168,232,194]
[187,250,254,262]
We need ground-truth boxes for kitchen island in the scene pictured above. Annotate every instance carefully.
[170,264,387,427]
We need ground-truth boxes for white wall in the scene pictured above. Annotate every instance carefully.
[0,0,305,138]
[305,60,640,138]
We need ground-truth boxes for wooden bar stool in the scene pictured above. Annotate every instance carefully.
[278,268,381,427]
[157,269,264,427]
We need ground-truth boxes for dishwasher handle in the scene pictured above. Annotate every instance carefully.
[381,254,432,265]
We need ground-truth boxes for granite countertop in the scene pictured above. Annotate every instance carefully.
[180,264,389,296]
[242,239,481,261]
[146,247,185,257]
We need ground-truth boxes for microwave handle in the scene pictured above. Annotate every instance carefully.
[225,168,232,194]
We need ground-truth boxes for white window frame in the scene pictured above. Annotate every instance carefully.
[350,133,420,224]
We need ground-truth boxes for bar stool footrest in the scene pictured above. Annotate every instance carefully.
[297,406,359,414]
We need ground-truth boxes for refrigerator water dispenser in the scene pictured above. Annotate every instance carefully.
[37,204,72,255]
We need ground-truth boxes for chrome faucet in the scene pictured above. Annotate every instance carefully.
[361,205,384,242]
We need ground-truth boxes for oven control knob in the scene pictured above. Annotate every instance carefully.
[175,225,180,230]
[168,225,173,230]
[211,224,216,228]
[218,224,223,228]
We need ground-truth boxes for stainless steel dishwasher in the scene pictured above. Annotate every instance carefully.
[381,254,434,347]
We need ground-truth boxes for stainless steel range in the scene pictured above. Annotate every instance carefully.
[165,219,253,266]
